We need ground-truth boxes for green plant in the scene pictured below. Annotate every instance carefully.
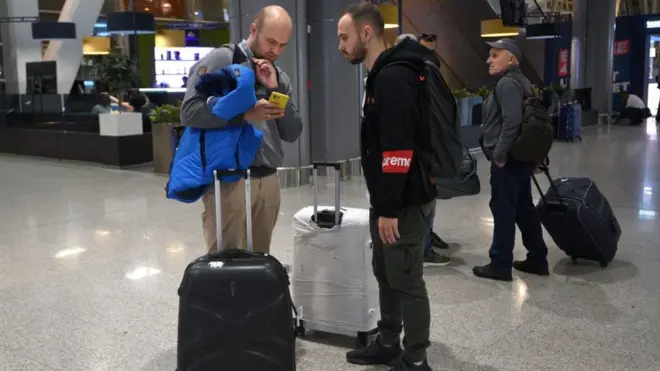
[451,87,473,99]
[553,84,567,95]
[475,86,491,99]
[149,104,181,126]
[93,53,138,103]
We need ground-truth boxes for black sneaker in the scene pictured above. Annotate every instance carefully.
[472,263,513,282]
[430,231,449,249]
[513,259,550,276]
[424,249,451,266]
[346,338,402,366]
[389,359,433,371]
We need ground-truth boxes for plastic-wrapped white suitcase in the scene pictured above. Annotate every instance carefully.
[291,162,380,348]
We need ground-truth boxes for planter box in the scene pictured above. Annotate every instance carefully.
[99,112,143,137]
[152,123,181,174]
[457,96,483,127]
[0,126,152,166]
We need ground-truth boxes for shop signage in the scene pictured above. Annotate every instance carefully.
[614,40,630,56]
[557,48,569,77]
[167,22,227,30]
[612,70,630,92]
[647,20,660,29]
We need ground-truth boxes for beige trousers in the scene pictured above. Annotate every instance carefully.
[201,173,281,254]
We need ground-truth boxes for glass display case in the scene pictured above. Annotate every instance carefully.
[154,46,213,88]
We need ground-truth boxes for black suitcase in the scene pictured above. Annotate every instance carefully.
[532,168,621,267]
[177,169,297,371]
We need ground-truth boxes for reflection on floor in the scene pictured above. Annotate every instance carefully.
[1,122,659,371]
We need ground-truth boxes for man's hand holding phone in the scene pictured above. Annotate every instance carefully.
[244,99,285,122]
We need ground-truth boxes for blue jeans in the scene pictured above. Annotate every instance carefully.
[424,206,436,255]
[488,159,548,268]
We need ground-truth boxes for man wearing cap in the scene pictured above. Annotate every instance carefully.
[474,38,549,282]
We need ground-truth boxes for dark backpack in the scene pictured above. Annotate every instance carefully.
[434,146,481,199]
[494,76,554,164]
[385,60,463,180]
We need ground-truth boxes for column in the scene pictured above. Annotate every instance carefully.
[228,0,310,167]
[43,0,105,94]
[307,0,362,162]
[570,0,586,88]
[0,0,42,95]
[572,0,617,114]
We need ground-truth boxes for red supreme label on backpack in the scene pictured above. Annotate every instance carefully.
[382,150,413,173]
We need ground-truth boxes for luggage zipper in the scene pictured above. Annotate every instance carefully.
[200,131,207,171]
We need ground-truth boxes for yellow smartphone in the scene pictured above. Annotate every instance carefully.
[268,91,290,109]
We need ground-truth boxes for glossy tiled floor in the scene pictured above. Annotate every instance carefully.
[1,122,659,371]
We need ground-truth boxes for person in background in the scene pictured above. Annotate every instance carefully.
[91,92,113,114]
[180,5,302,255]
[338,5,436,370]
[395,33,452,266]
[417,33,436,51]
[474,38,549,282]
[619,91,651,126]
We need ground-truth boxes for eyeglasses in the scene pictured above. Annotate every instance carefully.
[419,33,437,42]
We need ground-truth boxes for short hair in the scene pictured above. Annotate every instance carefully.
[341,3,385,37]
[253,5,290,30]
[395,33,417,45]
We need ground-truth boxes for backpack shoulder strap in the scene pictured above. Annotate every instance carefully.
[492,74,532,109]
[382,61,426,81]
[221,43,281,86]
[219,43,248,65]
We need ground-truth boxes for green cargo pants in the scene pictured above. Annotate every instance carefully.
[370,200,435,363]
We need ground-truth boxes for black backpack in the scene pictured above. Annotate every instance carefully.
[494,76,554,164]
[385,60,463,180]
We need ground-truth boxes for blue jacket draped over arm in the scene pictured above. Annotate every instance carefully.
[166,64,263,203]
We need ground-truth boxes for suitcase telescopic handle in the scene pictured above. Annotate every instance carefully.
[532,165,564,207]
[312,161,342,226]
[213,169,253,253]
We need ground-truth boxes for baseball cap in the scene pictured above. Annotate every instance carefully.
[486,38,521,60]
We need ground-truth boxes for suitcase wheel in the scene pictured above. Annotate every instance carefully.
[571,256,578,263]
[599,261,608,268]
[295,320,306,337]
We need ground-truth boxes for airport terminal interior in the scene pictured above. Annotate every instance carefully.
[1,123,659,371]
[1,0,660,370]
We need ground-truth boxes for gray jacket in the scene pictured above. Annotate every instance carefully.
[180,40,303,169]
[480,66,532,163]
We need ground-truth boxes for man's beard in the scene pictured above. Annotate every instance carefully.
[348,43,367,65]
[249,34,277,62]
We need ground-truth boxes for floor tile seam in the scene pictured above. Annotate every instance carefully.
[0,200,175,235]
[504,308,656,351]
[21,283,177,338]
[0,326,64,370]
[0,212,112,235]
[84,256,183,307]
[455,310,545,352]
[608,204,660,213]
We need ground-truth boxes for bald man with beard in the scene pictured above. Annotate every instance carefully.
[180,5,303,255]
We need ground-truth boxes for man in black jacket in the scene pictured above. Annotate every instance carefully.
[337,4,437,371]
[475,39,549,281]
[394,33,451,266]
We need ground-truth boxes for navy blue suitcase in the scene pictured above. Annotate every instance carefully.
[557,102,582,141]
[532,168,621,267]
[177,169,297,371]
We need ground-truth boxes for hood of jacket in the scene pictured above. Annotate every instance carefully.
[368,38,439,80]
